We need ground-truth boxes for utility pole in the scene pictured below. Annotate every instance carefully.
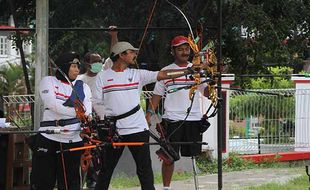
[34,0,48,130]
[217,0,223,189]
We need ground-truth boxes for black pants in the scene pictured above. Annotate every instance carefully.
[30,134,83,190]
[85,164,97,185]
[95,130,155,190]
[163,119,203,157]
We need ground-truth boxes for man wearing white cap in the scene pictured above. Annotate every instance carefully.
[146,35,210,190]
[92,41,200,190]
[78,26,118,188]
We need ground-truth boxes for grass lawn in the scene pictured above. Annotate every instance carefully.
[110,171,193,188]
[245,174,309,190]
[108,154,309,189]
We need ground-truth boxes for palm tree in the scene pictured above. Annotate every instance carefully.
[0,63,29,125]
[0,63,26,95]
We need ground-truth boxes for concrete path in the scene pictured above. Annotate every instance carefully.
[107,167,304,190]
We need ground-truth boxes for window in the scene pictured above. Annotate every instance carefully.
[0,36,8,56]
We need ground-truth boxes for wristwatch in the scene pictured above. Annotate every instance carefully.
[146,108,155,115]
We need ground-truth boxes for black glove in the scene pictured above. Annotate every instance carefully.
[200,118,210,133]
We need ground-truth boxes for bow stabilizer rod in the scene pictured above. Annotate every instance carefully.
[57,141,208,153]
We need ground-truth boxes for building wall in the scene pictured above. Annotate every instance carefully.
[0,16,32,66]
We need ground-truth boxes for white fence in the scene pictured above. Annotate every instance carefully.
[229,89,300,154]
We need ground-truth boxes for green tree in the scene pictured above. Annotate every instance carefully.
[250,67,294,89]
[0,63,26,95]
[47,0,213,67]
[223,0,310,87]
[1,0,310,88]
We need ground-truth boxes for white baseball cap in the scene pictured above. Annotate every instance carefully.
[111,41,139,56]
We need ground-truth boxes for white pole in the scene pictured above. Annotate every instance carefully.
[34,0,48,130]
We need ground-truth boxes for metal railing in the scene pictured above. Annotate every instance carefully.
[229,89,297,154]
[2,95,34,127]
[4,89,310,156]
[3,94,35,104]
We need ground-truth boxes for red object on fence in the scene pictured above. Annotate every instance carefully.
[241,151,310,163]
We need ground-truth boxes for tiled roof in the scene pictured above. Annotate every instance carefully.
[0,25,29,34]
[0,25,15,29]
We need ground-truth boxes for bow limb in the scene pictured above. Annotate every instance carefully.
[165,1,202,100]
[80,136,102,173]
[165,0,194,38]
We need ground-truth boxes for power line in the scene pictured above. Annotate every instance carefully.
[0,26,217,32]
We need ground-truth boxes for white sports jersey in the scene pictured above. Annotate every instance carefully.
[39,76,92,143]
[78,74,105,119]
[103,58,113,70]
[153,62,205,121]
[77,74,98,90]
[93,68,158,135]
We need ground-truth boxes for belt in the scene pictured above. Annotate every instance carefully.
[105,105,140,121]
[40,118,80,127]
